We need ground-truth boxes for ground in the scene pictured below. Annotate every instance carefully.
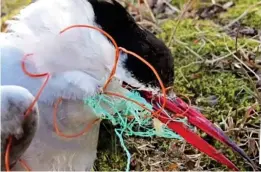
[1,0,260,171]
[94,0,261,171]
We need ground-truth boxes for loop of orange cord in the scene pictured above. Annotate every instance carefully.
[118,47,167,117]
[5,54,50,171]
[18,159,32,171]
[174,94,191,118]
[53,98,101,138]
[5,24,172,171]
[5,136,12,172]
[59,25,120,91]
[21,54,50,118]
[59,25,167,117]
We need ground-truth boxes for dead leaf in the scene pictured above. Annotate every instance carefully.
[167,162,179,171]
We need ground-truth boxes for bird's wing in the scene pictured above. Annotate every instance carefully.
[1,85,39,170]
[3,0,116,74]
[1,0,121,105]
[0,40,104,105]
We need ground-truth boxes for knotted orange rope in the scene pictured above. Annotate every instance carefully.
[5,24,170,171]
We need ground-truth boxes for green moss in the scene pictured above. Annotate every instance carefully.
[219,0,261,29]
[158,18,259,123]
[170,0,261,29]
[157,19,259,170]
[171,0,188,9]
[159,19,258,55]
[94,121,127,171]
[2,0,260,171]
[94,150,127,171]
[96,10,261,172]
[94,2,261,170]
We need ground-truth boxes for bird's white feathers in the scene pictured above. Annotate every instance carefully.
[1,45,100,104]
[0,0,142,170]
[1,0,145,104]
[4,0,114,75]
[0,85,39,139]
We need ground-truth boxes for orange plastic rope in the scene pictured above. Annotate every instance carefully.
[59,25,168,117]
[18,159,32,171]
[174,93,191,118]
[118,47,167,117]
[59,25,120,91]
[53,98,101,138]
[5,54,50,171]
[5,136,12,171]
[104,91,153,113]
[21,54,50,118]
[5,24,172,171]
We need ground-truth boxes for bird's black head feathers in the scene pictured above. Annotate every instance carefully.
[88,0,174,89]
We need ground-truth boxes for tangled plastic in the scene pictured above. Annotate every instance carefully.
[84,88,189,171]
[4,24,187,172]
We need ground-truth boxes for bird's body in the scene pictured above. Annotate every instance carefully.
[1,0,114,170]
[1,1,255,171]
[1,85,39,170]
[1,0,174,170]
[1,32,102,171]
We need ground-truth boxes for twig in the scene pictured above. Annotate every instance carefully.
[175,38,204,61]
[225,43,261,106]
[167,0,195,47]
[137,20,162,32]
[204,43,248,64]
[225,43,260,80]
[211,0,216,5]
[163,0,180,13]
[143,0,157,23]
[223,1,261,29]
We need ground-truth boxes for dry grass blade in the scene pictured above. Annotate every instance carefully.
[167,0,196,47]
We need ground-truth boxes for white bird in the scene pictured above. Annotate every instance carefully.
[0,0,174,171]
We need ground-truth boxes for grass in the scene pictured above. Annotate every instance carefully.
[95,0,260,171]
[219,0,261,29]
[2,0,260,171]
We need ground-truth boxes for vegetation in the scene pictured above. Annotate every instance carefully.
[2,0,260,171]
[95,0,260,171]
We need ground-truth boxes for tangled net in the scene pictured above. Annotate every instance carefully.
[4,24,188,172]
[4,15,255,172]
[84,84,190,171]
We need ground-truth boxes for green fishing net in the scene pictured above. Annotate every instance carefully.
[84,89,189,171]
